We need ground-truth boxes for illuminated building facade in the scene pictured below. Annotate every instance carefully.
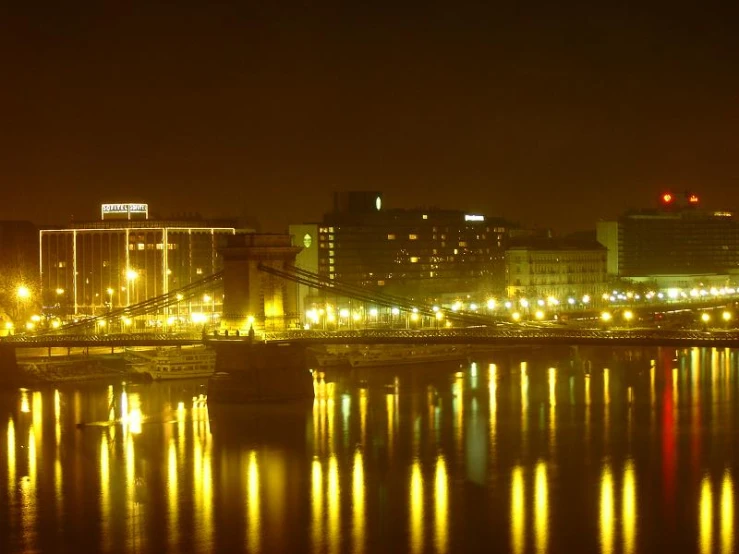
[505,237,607,300]
[40,204,252,315]
[290,192,514,308]
[597,192,739,286]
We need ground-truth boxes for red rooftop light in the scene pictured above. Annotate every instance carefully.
[662,193,673,204]
[688,194,699,204]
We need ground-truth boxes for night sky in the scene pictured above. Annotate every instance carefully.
[2,3,738,232]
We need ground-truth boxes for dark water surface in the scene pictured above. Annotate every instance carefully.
[1,346,737,553]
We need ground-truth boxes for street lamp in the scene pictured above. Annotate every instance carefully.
[16,285,30,300]
[126,269,139,307]
[623,310,634,325]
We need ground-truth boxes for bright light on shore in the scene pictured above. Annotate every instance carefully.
[17,285,30,300]
[601,311,612,322]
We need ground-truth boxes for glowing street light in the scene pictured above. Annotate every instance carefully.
[601,311,612,322]
[534,310,545,320]
[623,310,634,322]
[55,288,65,296]
[126,269,139,281]
[722,311,732,322]
[701,313,711,324]
[16,285,30,300]
[512,312,521,322]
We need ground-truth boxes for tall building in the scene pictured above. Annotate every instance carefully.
[40,203,253,315]
[290,191,514,311]
[597,192,739,287]
[505,237,607,300]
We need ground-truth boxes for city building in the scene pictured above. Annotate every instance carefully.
[40,203,253,315]
[597,192,739,288]
[290,191,515,312]
[505,237,607,301]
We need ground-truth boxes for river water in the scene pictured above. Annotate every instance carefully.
[0,346,737,553]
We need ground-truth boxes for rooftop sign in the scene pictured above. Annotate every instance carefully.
[464,214,485,222]
[101,203,149,220]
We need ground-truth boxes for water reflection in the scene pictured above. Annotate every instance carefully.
[511,465,524,554]
[721,471,733,554]
[410,460,423,554]
[699,477,712,554]
[600,464,614,554]
[623,460,636,554]
[0,346,738,553]
[435,455,449,553]
[535,462,548,554]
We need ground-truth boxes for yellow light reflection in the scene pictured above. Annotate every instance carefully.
[387,393,395,458]
[101,432,111,551]
[585,375,591,406]
[7,418,16,527]
[410,461,424,554]
[328,455,340,554]
[54,389,61,446]
[489,364,497,459]
[650,362,655,405]
[454,372,464,454]
[721,472,733,554]
[128,392,143,435]
[247,451,260,554]
[700,477,712,554]
[672,368,678,407]
[22,424,38,551]
[548,367,556,407]
[623,460,636,554]
[600,465,614,554]
[535,462,548,554]
[511,466,524,554]
[548,368,556,454]
[312,459,324,553]
[353,449,365,554]
[603,368,610,405]
[20,389,30,413]
[359,388,368,446]
[168,439,178,549]
[435,455,449,554]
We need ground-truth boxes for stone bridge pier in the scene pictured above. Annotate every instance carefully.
[220,234,302,335]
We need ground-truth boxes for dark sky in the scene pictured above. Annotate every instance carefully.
[1,3,738,231]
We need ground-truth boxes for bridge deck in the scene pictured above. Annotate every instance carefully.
[3,328,739,349]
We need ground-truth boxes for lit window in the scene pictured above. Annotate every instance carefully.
[388,234,396,240]
[422,214,428,220]
[196,268,203,275]
[137,243,145,250]
[409,234,418,240]
[410,257,419,263]
[459,241,467,247]
[156,243,164,250]
[57,261,66,268]
[377,280,385,286]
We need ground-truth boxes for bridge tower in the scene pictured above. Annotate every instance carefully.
[220,233,302,333]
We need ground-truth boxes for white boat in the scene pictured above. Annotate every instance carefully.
[129,345,216,380]
[348,345,468,368]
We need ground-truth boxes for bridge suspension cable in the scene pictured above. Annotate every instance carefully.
[40,271,224,334]
[257,264,501,327]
